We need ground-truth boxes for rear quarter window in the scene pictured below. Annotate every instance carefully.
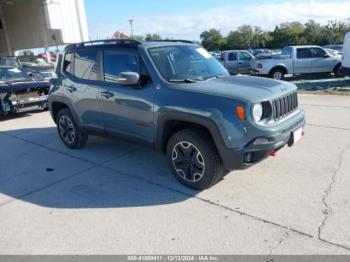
[63,53,73,74]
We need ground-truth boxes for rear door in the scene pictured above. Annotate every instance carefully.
[237,51,253,74]
[99,48,154,143]
[224,52,238,74]
[61,50,104,130]
[294,48,312,74]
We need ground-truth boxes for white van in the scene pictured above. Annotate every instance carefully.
[341,32,350,75]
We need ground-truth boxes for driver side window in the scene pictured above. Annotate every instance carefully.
[103,50,139,83]
[239,52,251,61]
[310,48,326,58]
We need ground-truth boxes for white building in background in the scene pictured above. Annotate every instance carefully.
[0,0,89,56]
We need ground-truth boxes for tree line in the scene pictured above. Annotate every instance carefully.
[200,20,350,51]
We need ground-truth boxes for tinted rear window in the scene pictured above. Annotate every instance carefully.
[228,52,237,61]
[297,48,310,59]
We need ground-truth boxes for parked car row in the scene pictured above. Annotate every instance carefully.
[217,45,343,80]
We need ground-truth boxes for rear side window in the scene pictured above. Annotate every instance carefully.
[63,53,73,74]
[103,50,139,83]
[297,48,311,59]
[73,50,98,80]
[228,52,237,61]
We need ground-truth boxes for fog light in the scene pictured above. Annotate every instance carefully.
[253,137,270,145]
[244,152,253,163]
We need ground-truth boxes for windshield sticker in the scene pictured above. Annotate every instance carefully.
[9,68,21,73]
[196,48,212,59]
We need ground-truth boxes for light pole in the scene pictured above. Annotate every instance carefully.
[129,19,134,39]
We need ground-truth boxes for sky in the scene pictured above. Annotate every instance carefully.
[85,0,350,40]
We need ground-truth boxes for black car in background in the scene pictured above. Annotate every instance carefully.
[0,66,50,115]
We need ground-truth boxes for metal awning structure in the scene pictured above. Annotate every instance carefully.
[0,0,89,56]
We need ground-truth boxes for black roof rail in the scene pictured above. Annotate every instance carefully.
[145,39,194,44]
[65,39,141,50]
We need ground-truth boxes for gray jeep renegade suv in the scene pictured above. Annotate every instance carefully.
[49,39,305,190]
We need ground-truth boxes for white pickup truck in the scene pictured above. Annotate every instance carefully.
[341,33,350,75]
[251,45,342,80]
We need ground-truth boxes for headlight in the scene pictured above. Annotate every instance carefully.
[251,103,263,122]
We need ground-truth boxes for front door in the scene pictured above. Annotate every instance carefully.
[99,49,154,143]
[309,47,337,73]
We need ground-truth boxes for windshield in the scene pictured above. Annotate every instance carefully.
[18,56,51,66]
[0,67,29,80]
[148,45,229,82]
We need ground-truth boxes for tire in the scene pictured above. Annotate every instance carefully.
[56,108,88,149]
[270,68,285,80]
[166,128,224,190]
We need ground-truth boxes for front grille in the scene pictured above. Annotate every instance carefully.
[272,92,298,120]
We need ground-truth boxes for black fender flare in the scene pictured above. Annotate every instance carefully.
[48,95,80,125]
[155,111,227,153]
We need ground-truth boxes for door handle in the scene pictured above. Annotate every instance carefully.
[66,85,77,92]
[101,90,114,98]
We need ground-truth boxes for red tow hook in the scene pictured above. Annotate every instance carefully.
[270,150,277,157]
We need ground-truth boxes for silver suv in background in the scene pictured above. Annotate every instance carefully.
[220,50,254,74]
[251,46,342,80]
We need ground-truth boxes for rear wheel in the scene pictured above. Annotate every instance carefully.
[166,129,223,190]
[270,68,285,80]
[56,108,88,149]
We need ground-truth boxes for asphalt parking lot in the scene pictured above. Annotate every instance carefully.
[0,93,350,254]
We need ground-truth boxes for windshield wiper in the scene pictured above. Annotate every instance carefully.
[168,78,198,83]
[204,75,225,81]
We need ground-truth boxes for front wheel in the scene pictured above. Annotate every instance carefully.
[56,108,88,149]
[166,129,224,190]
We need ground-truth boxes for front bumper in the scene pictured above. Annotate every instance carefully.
[11,95,48,110]
[219,113,305,170]
[1,94,48,114]
[250,69,267,76]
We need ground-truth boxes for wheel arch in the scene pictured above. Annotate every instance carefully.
[269,65,288,75]
[333,62,342,73]
[49,96,79,125]
[155,112,226,155]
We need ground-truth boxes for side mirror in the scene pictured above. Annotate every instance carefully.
[118,72,140,86]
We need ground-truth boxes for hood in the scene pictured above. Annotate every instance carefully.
[175,75,297,103]
[0,78,49,92]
